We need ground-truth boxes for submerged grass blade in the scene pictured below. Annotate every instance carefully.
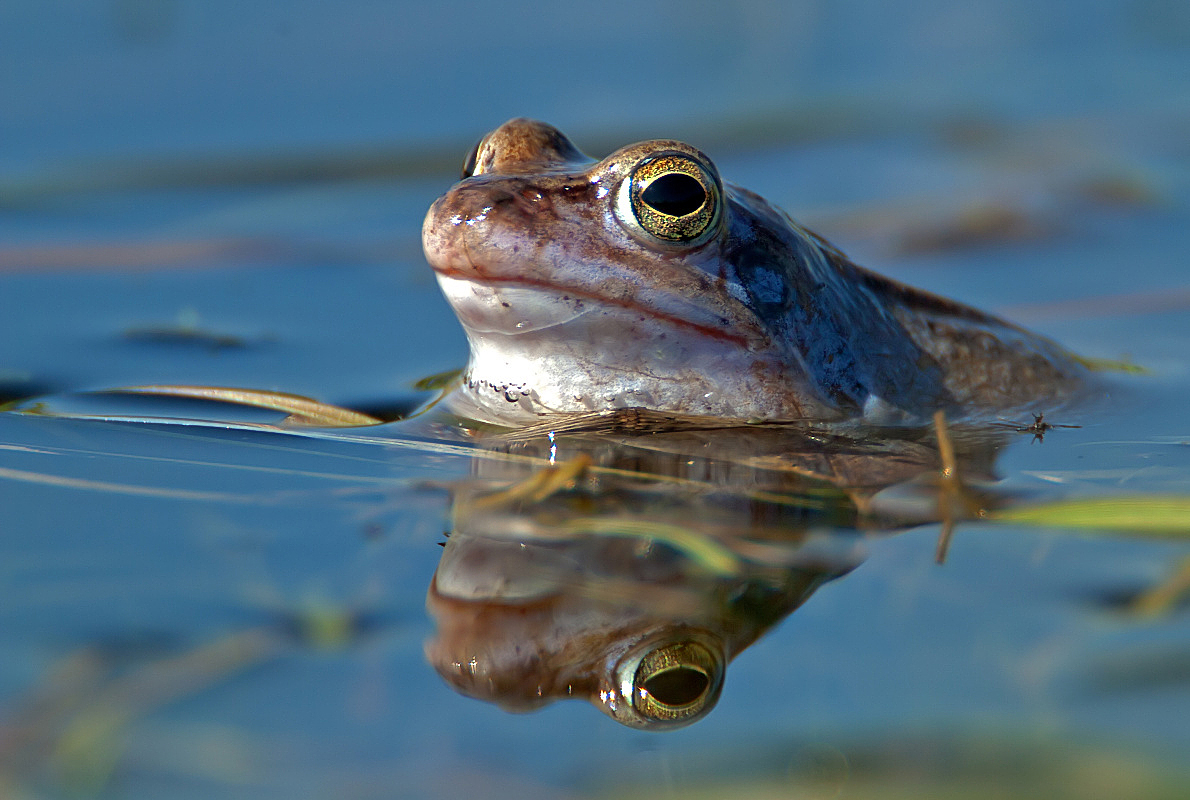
[1073,354,1148,374]
[559,517,743,577]
[991,495,1190,536]
[0,465,265,504]
[1128,557,1190,617]
[110,385,383,427]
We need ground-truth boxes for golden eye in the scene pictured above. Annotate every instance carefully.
[628,640,722,725]
[616,153,720,244]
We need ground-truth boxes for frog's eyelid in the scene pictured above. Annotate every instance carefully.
[614,172,640,231]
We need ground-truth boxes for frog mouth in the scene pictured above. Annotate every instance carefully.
[435,272,594,335]
[433,268,755,346]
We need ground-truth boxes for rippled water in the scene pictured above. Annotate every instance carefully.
[2,2,1189,798]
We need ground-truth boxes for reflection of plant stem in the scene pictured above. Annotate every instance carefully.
[466,454,593,510]
[559,517,743,577]
[54,628,285,794]
[2,629,287,796]
[1127,556,1190,618]
[992,497,1190,535]
[934,410,959,565]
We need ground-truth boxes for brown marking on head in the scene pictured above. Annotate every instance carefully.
[465,118,590,177]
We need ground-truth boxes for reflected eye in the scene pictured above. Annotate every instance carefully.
[642,662,710,706]
[616,153,721,244]
[625,639,722,725]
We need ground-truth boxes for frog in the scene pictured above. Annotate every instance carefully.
[422,118,1088,427]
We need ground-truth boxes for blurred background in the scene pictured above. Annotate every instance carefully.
[4,0,1187,394]
[2,2,1189,799]
[5,0,1189,166]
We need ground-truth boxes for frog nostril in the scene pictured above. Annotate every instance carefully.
[461,138,482,179]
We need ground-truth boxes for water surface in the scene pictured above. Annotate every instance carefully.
[2,2,1189,797]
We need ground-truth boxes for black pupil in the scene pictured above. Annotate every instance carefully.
[641,172,706,217]
[643,666,709,707]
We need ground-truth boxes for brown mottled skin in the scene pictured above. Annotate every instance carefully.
[423,118,1087,426]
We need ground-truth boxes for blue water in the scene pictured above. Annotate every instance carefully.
[2,2,1189,797]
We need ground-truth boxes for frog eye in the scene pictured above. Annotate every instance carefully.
[616,638,723,727]
[616,153,721,245]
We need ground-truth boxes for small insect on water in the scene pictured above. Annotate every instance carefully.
[993,412,1081,443]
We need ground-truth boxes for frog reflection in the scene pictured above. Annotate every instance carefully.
[425,420,1005,729]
